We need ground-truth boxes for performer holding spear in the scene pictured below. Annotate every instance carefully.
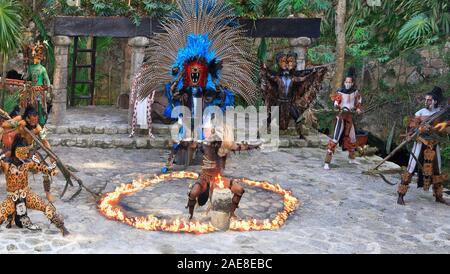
[370,87,449,205]
[0,106,99,201]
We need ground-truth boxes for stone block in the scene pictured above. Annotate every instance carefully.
[136,138,149,148]
[291,139,307,147]
[68,127,81,134]
[94,127,105,134]
[117,126,128,134]
[55,126,69,134]
[211,188,233,231]
[81,126,94,134]
[105,127,118,134]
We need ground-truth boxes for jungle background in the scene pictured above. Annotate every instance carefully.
[0,0,449,172]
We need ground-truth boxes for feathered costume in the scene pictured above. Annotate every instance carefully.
[260,51,328,137]
[129,0,258,139]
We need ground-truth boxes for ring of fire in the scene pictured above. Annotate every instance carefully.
[97,171,300,234]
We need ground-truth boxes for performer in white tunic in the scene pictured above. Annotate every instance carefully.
[324,68,362,170]
[397,86,449,205]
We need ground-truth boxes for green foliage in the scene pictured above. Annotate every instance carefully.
[0,0,23,57]
[343,0,449,61]
[43,0,176,24]
[68,36,113,105]
[307,45,335,64]
[443,145,450,164]
[142,0,175,18]
[257,38,268,62]
[3,90,18,113]
[398,13,434,49]
[316,111,335,136]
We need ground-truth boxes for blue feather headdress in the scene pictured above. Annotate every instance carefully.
[173,33,219,91]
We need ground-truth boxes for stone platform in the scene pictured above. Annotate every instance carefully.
[46,106,330,149]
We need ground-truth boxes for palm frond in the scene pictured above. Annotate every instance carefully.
[398,13,433,49]
[0,0,23,56]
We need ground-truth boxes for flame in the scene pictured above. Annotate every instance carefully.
[214,174,225,189]
[98,171,299,234]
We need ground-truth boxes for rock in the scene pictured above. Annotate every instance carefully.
[407,71,422,85]
[117,126,128,134]
[34,244,52,252]
[279,139,290,148]
[81,126,94,134]
[211,188,233,231]
[422,67,439,77]
[68,127,81,134]
[430,58,445,69]
[210,211,231,231]
[55,126,68,134]
[150,139,168,148]
[291,139,307,148]
[49,137,61,146]
[212,188,233,213]
[25,238,42,245]
[94,127,105,134]
[6,244,17,251]
[113,138,134,149]
[65,139,76,146]
[136,138,149,149]
[105,127,118,134]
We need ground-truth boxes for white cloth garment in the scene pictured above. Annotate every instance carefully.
[136,98,149,129]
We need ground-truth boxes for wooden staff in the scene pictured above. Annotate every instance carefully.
[0,108,99,200]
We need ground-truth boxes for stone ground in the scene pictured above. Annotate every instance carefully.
[0,145,449,254]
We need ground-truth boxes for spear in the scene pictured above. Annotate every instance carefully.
[370,106,448,171]
[0,108,99,200]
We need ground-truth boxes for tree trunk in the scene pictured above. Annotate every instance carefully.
[1,54,6,109]
[332,0,347,99]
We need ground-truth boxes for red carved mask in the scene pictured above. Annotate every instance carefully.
[184,60,208,87]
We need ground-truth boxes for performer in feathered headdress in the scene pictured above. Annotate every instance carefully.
[260,51,328,138]
[20,40,52,126]
[129,0,258,166]
[129,0,261,219]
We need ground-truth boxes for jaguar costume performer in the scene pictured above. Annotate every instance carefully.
[260,52,327,138]
[0,136,69,236]
[130,0,259,171]
[21,41,52,126]
[2,105,55,203]
[324,68,362,170]
[397,86,449,206]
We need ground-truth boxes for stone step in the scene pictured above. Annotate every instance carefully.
[46,123,172,136]
[48,134,170,149]
[47,132,329,149]
[46,123,260,136]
